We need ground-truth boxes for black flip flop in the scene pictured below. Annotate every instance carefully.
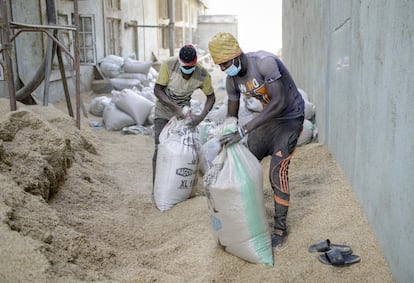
[318,248,361,266]
[308,239,352,255]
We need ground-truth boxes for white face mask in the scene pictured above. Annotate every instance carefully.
[224,58,241,76]
[180,65,195,74]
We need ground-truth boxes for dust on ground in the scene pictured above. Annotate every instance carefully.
[0,67,394,282]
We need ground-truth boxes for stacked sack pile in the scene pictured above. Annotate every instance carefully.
[98,54,157,91]
[88,87,156,133]
[88,54,159,134]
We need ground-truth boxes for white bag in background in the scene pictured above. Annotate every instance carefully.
[298,88,316,120]
[123,58,153,74]
[203,141,273,265]
[89,96,111,117]
[154,116,200,212]
[297,119,314,146]
[243,95,263,112]
[109,78,141,90]
[103,103,136,131]
[112,89,154,126]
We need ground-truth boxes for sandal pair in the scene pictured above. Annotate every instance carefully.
[308,239,360,266]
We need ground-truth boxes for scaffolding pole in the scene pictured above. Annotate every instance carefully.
[73,0,81,129]
[0,0,82,129]
[0,0,17,111]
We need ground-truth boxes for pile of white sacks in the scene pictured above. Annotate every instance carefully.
[89,54,159,133]
[99,54,157,91]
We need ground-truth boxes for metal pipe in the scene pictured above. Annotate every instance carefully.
[73,0,81,129]
[43,0,58,106]
[168,0,174,56]
[124,22,166,29]
[0,0,17,111]
[10,28,74,61]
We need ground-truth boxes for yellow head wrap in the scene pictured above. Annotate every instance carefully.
[208,32,242,64]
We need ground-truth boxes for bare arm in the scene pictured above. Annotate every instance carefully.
[200,93,216,120]
[227,99,240,118]
[188,93,216,127]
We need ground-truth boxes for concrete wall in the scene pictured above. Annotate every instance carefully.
[122,0,159,61]
[282,0,414,282]
[196,15,238,53]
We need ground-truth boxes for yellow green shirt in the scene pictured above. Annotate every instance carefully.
[155,56,214,120]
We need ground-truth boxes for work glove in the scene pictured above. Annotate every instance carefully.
[219,126,248,146]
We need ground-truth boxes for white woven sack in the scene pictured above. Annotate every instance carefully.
[297,119,314,146]
[203,142,273,265]
[89,96,111,117]
[298,88,316,120]
[99,61,122,78]
[154,116,200,212]
[109,78,141,90]
[199,137,221,175]
[100,54,124,66]
[123,58,152,74]
[112,88,154,126]
[238,97,260,127]
[103,103,135,131]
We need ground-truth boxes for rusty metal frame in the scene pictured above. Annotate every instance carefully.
[0,0,82,129]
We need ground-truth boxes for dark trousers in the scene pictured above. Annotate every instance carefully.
[247,116,304,232]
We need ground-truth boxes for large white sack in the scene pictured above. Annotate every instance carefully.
[134,86,156,103]
[112,89,154,126]
[297,119,314,146]
[197,121,219,145]
[123,58,152,74]
[100,54,124,66]
[109,78,142,90]
[205,102,228,124]
[148,67,159,80]
[199,137,221,175]
[118,72,149,81]
[304,100,316,120]
[298,88,316,120]
[203,124,273,265]
[154,116,200,212]
[89,96,111,117]
[238,97,260,127]
[298,88,309,101]
[99,61,122,78]
[103,103,136,131]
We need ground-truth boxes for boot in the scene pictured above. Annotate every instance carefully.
[272,198,289,249]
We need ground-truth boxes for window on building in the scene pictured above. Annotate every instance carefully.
[77,15,96,64]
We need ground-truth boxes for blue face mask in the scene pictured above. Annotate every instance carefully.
[225,58,241,76]
[180,65,195,74]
